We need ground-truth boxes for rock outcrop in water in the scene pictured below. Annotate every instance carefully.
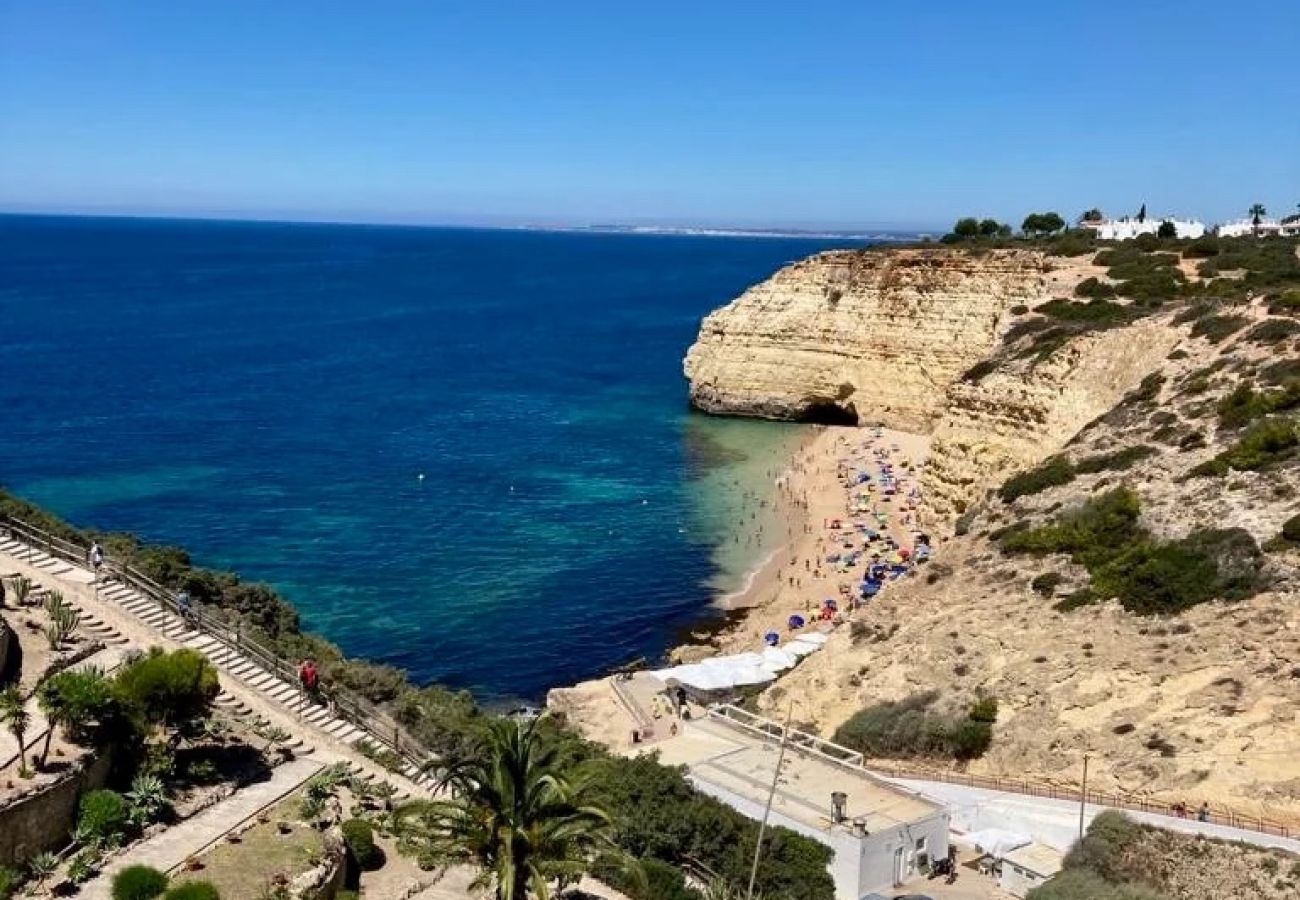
[683,248,1049,430]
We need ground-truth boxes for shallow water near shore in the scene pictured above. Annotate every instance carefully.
[0,214,867,701]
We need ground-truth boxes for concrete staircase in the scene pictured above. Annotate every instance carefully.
[1,534,438,795]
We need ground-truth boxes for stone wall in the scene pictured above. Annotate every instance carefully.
[683,249,1050,430]
[0,613,13,681]
[0,751,111,867]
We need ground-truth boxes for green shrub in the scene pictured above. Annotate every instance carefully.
[1244,318,1300,344]
[969,696,999,723]
[80,789,129,842]
[1127,373,1164,403]
[341,818,382,871]
[1190,418,1299,476]
[1182,236,1220,258]
[1190,314,1249,343]
[1075,446,1156,474]
[1001,489,1264,614]
[599,857,699,900]
[114,648,219,730]
[950,720,994,760]
[1027,867,1168,899]
[1217,381,1300,428]
[1037,298,1129,324]
[1031,572,1064,596]
[1269,289,1300,315]
[112,865,169,900]
[162,882,220,900]
[1281,514,1300,544]
[832,691,995,762]
[0,867,20,900]
[38,668,122,748]
[1074,277,1115,299]
[998,457,1077,502]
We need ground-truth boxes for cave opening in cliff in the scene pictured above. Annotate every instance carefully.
[800,400,859,426]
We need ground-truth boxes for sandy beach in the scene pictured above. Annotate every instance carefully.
[704,423,931,655]
[549,422,932,747]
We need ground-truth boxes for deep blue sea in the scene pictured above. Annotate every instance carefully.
[0,215,872,701]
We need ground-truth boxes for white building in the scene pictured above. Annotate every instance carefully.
[655,706,951,899]
[999,842,1065,898]
[1085,216,1206,240]
[1216,217,1284,238]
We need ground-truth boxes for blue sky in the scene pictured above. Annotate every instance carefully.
[2,1,1297,230]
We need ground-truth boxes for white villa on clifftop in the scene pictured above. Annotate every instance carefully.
[1084,216,1206,240]
[1215,217,1293,238]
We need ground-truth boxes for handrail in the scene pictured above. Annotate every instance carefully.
[707,704,1294,841]
[1,514,434,781]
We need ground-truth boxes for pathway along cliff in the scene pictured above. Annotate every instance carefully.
[676,241,1300,825]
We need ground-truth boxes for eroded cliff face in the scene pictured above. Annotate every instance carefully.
[683,249,1049,431]
[921,321,1182,519]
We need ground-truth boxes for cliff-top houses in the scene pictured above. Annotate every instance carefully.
[1080,208,1300,241]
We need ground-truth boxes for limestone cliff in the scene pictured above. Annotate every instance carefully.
[683,249,1049,431]
[921,321,1181,519]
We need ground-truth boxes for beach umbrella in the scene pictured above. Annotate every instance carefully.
[764,631,780,646]
[787,614,806,629]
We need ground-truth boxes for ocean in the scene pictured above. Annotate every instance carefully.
[0,215,872,701]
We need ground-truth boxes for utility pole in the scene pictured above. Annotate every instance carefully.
[746,701,794,900]
[1078,754,1090,839]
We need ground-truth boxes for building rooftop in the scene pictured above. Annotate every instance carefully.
[652,712,943,837]
[1003,842,1064,877]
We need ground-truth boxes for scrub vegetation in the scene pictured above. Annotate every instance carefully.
[831,690,996,761]
[998,488,1264,614]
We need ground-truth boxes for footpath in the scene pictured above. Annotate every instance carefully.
[888,776,1300,856]
[0,535,432,799]
[79,758,323,900]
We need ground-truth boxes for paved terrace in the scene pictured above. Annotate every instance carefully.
[655,714,941,836]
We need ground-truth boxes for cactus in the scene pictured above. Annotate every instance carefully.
[9,575,32,606]
[43,592,81,649]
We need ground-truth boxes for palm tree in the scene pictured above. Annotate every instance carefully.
[1249,203,1267,234]
[36,667,116,769]
[392,717,632,899]
[0,686,32,776]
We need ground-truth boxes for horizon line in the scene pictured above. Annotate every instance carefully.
[0,207,938,238]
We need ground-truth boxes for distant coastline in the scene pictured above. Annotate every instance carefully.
[0,211,928,243]
[522,223,924,242]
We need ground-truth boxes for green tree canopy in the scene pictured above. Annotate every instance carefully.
[978,218,1002,236]
[393,717,633,900]
[1022,212,1066,237]
[1156,220,1177,239]
[113,648,219,733]
[37,667,121,766]
[952,217,980,238]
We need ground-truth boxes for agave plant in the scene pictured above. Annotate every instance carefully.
[26,851,59,892]
[126,774,169,825]
[9,575,32,607]
[42,591,81,649]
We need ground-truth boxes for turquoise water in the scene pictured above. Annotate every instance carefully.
[0,215,874,700]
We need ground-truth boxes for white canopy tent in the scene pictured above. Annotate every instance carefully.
[650,634,829,692]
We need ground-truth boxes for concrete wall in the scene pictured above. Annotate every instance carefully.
[0,751,111,867]
[851,810,950,897]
